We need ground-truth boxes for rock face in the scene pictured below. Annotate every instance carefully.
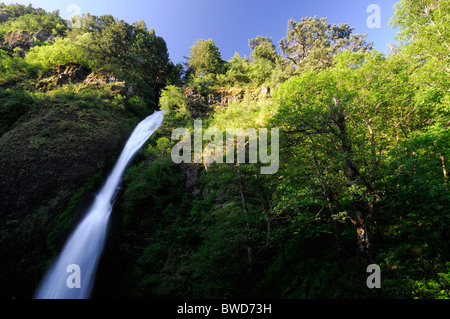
[35,64,140,97]
[35,64,92,89]
[0,61,144,298]
[0,93,136,298]
[0,106,122,220]
[2,30,55,56]
[183,86,264,117]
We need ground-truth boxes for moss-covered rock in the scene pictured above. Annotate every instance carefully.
[0,82,145,298]
[35,64,91,91]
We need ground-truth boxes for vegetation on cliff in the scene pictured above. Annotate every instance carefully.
[0,3,172,298]
[0,1,449,299]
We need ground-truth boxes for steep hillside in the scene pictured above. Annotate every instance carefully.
[0,2,449,300]
[0,4,171,298]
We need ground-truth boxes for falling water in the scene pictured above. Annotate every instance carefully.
[35,110,165,299]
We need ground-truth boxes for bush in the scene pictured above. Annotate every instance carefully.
[24,38,90,72]
[0,49,31,82]
[159,85,190,116]
[0,10,67,38]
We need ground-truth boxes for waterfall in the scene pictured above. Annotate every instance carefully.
[35,110,165,299]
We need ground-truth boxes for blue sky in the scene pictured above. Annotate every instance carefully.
[3,0,400,64]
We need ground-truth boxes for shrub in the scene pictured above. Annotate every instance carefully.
[24,38,90,72]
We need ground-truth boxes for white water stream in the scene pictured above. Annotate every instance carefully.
[35,110,164,299]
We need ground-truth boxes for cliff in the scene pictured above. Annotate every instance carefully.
[2,30,54,56]
[0,63,147,298]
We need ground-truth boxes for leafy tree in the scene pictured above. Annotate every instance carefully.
[247,36,281,86]
[188,163,275,297]
[0,3,46,18]
[269,49,420,265]
[226,52,250,86]
[0,48,29,83]
[0,87,34,136]
[390,0,449,93]
[248,58,275,87]
[187,38,227,77]
[24,38,89,71]
[0,8,67,37]
[249,36,279,64]
[166,61,185,86]
[279,16,373,71]
[159,85,191,117]
[69,14,170,101]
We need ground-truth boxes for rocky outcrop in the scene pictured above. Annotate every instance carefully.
[83,68,139,96]
[0,90,138,298]
[183,86,265,117]
[2,30,55,56]
[35,64,91,89]
[35,64,140,97]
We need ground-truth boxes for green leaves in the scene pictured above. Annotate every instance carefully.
[159,85,190,116]
[65,14,171,100]
[391,0,450,94]
[187,39,227,78]
[24,38,89,70]
[0,7,67,37]
[279,16,373,71]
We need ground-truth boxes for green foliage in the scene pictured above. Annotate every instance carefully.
[0,87,33,135]
[253,233,364,298]
[106,159,195,298]
[0,6,67,37]
[249,36,279,64]
[383,124,450,232]
[248,58,275,87]
[210,97,277,130]
[70,15,170,101]
[120,160,188,223]
[221,38,282,88]
[0,3,46,17]
[1,0,449,300]
[187,38,227,77]
[158,85,191,127]
[0,48,30,83]
[146,137,174,160]
[247,36,281,86]
[45,170,104,254]
[226,52,251,86]
[24,38,90,71]
[279,16,373,71]
[390,0,449,96]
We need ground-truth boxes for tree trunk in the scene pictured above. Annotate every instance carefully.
[349,211,370,264]
[333,99,371,263]
[367,122,376,219]
[441,155,448,191]
[239,179,253,277]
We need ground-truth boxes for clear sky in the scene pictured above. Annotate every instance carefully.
[2,0,400,64]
